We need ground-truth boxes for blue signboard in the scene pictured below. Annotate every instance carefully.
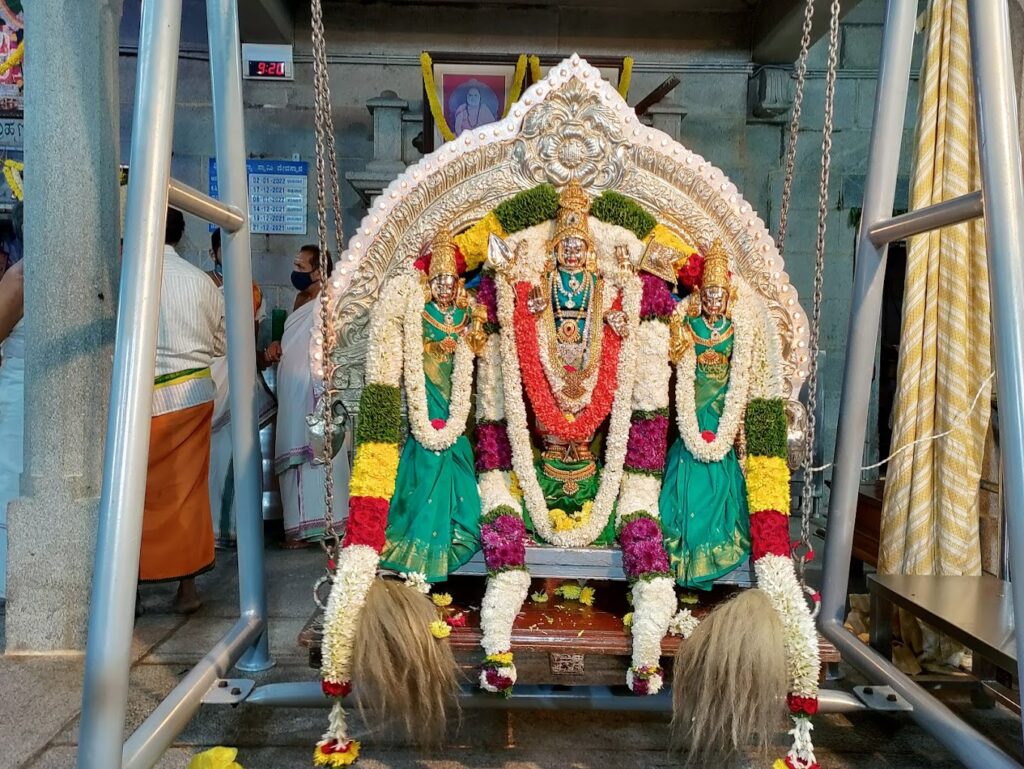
[208,158,308,235]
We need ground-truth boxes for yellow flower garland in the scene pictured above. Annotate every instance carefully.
[528,55,542,85]
[649,223,697,263]
[0,41,23,78]
[421,52,528,146]
[453,211,506,271]
[349,441,400,499]
[746,455,792,514]
[3,158,23,202]
[617,56,634,100]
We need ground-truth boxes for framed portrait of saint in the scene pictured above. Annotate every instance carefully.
[422,53,521,153]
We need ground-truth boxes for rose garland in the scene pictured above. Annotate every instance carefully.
[673,287,754,463]
[496,270,642,547]
[401,275,476,451]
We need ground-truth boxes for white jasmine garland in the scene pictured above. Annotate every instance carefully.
[365,274,415,387]
[632,319,671,412]
[785,714,818,769]
[627,575,676,688]
[479,567,532,657]
[673,288,755,463]
[667,608,700,638]
[753,554,820,697]
[401,571,430,594]
[476,333,506,422]
[478,469,520,513]
[320,545,380,685]
[479,663,519,693]
[319,700,353,750]
[495,270,642,547]
[616,471,662,526]
[402,278,475,451]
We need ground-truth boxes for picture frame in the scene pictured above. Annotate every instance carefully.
[421,53,521,153]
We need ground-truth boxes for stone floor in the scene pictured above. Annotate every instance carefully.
[1,547,1021,769]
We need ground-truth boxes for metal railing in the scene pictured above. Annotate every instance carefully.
[75,1,272,767]
[820,2,1024,768]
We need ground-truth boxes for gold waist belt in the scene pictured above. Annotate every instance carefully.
[541,459,597,496]
[541,438,595,463]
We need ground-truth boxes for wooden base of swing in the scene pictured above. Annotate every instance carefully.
[298,576,840,686]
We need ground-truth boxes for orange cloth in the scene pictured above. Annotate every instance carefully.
[140,401,216,582]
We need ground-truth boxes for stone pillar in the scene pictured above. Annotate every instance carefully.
[346,90,409,205]
[647,103,688,142]
[6,0,121,651]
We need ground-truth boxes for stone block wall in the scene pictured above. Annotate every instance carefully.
[117,0,920,468]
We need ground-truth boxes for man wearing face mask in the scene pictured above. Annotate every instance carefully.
[269,245,351,547]
[205,229,276,547]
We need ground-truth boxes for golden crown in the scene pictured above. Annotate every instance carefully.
[428,228,459,279]
[701,239,731,289]
[548,181,593,251]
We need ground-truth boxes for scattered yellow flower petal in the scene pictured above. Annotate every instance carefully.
[429,620,451,639]
[187,747,242,769]
[679,592,699,606]
[508,471,524,501]
[431,592,453,607]
[530,591,549,603]
[622,612,634,628]
[579,586,596,607]
[555,584,582,601]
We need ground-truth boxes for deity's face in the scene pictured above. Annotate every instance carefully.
[701,285,728,319]
[430,273,457,307]
[556,236,588,271]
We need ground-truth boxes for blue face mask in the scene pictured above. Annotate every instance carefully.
[291,270,315,292]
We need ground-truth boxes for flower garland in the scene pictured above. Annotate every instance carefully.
[3,158,22,202]
[478,568,531,694]
[400,276,476,451]
[0,40,22,78]
[673,288,754,463]
[514,280,622,442]
[496,271,642,548]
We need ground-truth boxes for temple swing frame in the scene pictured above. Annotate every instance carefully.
[75,1,1024,769]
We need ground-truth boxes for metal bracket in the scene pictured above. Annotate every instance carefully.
[854,685,913,712]
[202,679,255,705]
[550,653,586,676]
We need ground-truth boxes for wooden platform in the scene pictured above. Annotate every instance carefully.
[299,575,840,686]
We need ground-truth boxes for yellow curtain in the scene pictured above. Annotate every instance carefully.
[878,0,991,660]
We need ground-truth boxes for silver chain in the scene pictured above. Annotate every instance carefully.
[775,0,817,258]
[796,0,842,586]
[310,0,344,570]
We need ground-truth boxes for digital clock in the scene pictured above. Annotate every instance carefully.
[241,43,294,81]
[249,60,288,78]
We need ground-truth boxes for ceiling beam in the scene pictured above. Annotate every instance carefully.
[239,0,294,43]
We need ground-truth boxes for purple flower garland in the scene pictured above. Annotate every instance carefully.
[481,507,527,573]
[618,512,671,578]
[639,272,676,321]
[476,420,513,473]
[624,412,669,473]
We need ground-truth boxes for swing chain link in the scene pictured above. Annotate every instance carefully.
[796,0,842,588]
[775,0,817,258]
[310,0,345,574]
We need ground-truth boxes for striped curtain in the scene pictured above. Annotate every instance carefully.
[878,0,991,661]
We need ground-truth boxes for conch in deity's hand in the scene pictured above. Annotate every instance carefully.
[487,232,515,276]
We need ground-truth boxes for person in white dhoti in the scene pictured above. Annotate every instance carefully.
[205,228,278,547]
[267,245,350,547]
[0,258,24,604]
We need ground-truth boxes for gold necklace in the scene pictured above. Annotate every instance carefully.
[422,308,466,355]
[541,274,604,401]
[541,458,597,495]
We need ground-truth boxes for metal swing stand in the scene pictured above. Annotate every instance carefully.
[76,1,273,768]
[821,2,1024,769]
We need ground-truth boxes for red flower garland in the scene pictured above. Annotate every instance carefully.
[749,509,790,561]
[787,693,819,716]
[342,495,390,552]
[513,281,622,443]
